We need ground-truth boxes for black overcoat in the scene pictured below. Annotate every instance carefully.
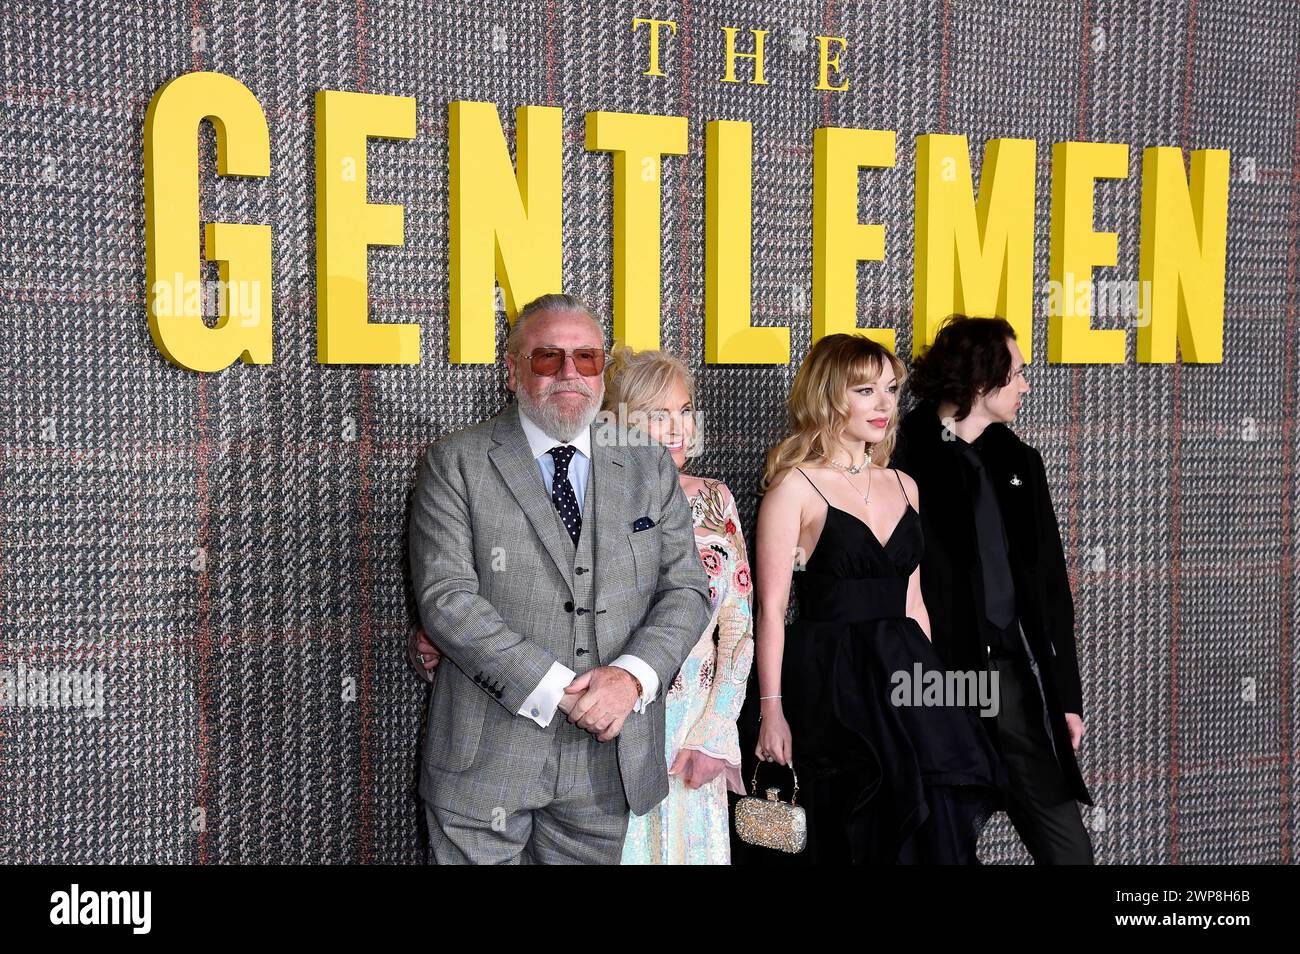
[891,402,1092,805]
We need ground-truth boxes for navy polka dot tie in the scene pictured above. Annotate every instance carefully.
[548,445,582,544]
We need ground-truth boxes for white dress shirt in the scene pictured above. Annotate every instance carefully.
[515,408,661,728]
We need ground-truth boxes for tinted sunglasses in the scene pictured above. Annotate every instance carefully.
[520,348,608,376]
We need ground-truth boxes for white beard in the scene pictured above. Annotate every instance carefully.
[515,380,603,443]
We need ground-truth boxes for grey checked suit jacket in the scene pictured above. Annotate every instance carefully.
[409,401,713,818]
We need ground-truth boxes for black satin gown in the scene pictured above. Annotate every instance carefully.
[738,469,1007,865]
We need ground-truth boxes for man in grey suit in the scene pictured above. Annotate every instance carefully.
[409,293,713,864]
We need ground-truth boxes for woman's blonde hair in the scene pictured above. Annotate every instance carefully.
[760,333,907,493]
[602,345,698,466]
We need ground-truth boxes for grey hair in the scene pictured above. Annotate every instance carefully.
[505,293,605,356]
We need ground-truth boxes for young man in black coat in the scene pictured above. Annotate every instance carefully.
[890,316,1094,864]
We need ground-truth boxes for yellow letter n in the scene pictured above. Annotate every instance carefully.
[448,102,563,363]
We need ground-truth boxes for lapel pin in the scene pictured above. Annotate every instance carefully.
[1010,474,1023,486]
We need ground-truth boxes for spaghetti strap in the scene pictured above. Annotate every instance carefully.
[796,467,830,504]
[892,467,914,510]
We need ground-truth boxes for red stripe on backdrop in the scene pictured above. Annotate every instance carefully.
[354,0,376,865]
[1075,0,1093,132]
[1169,0,1201,865]
[190,0,215,867]
[357,366,377,866]
[819,0,838,129]
[196,374,215,864]
[1278,35,1300,866]
[936,0,951,135]
[675,0,694,361]
[544,0,559,107]
[356,0,370,95]
[0,383,5,858]
[1065,2,1091,659]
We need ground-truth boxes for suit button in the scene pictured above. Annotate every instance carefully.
[576,607,587,616]
[564,600,574,612]
[576,647,588,656]
[575,566,587,574]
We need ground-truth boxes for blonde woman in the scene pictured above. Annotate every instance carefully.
[745,333,1004,865]
[602,346,754,865]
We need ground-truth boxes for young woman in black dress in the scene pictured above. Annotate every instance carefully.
[742,333,1006,864]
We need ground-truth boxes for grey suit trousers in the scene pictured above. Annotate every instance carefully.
[424,715,630,864]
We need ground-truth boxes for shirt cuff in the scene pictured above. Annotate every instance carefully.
[610,655,660,712]
[517,660,577,728]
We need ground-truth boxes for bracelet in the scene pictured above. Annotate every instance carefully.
[759,694,782,700]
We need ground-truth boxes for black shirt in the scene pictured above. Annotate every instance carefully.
[950,427,1020,654]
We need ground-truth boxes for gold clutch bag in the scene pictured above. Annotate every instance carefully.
[733,762,807,854]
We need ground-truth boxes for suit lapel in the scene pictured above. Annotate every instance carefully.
[488,403,576,597]
[590,423,629,602]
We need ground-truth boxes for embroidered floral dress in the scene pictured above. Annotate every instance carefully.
[621,478,754,864]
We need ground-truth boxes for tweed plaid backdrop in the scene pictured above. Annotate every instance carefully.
[0,0,1296,864]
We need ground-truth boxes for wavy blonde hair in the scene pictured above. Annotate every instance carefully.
[760,333,907,493]
[602,344,699,468]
